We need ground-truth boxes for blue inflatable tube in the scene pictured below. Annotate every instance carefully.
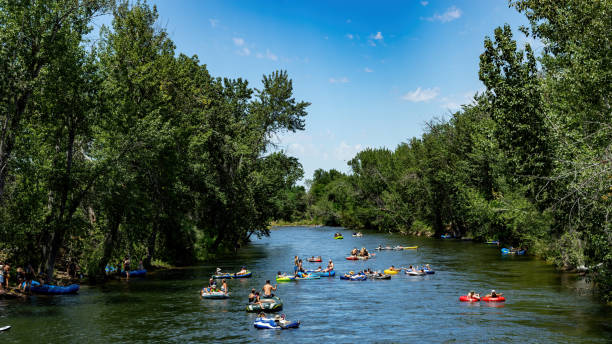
[23,281,79,295]
[339,274,367,281]
[501,248,526,255]
[121,269,147,277]
[254,318,300,329]
[306,270,335,277]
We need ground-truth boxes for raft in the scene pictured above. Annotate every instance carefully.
[24,281,79,295]
[295,273,320,280]
[423,269,435,274]
[246,296,283,312]
[481,296,505,302]
[213,271,252,279]
[501,248,526,255]
[201,290,229,299]
[405,270,426,276]
[253,317,300,329]
[276,275,296,282]
[308,270,335,277]
[307,257,322,262]
[440,234,453,239]
[367,274,391,280]
[383,269,399,275]
[122,269,147,277]
[459,295,480,302]
[339,274,367,281]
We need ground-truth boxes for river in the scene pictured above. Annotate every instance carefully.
[1,226,611,343]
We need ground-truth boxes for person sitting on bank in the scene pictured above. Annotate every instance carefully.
[262,280,277,298]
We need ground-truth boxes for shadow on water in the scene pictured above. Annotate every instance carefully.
[0,226,610,343]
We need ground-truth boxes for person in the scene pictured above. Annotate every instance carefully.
[468,290,480,299]
[315,266,322,272]
[238,266,248,275]
[262,280,277,298]
[124,257,131,280]
[220,279,228,294]
[138,260,144,270]
[24,263,35,293]
[377,244,383,250]
[253,291,263,306]
[327,259,334,272]
[485,290,503,298]
[351,248,358,256]
[389,265,400,272]
[0,263,4,291]
[248,288,257,303]
[407,265,413,272]
[362,247,369,257]
[297,259,304,273]
[2,264,9,289]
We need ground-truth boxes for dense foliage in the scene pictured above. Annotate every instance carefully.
[0,1,308,280]
[297,0,611,300]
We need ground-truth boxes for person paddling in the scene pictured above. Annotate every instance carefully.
[262,280,277,298]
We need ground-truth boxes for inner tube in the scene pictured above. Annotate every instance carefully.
[334,236,344,239]
[481,296,505,302]
[402,246,418,250]
[308,270,335,277]
[307,258,322,262]
[459,295,480,302]
[501,248,526,255]
[276,275,296,282]
[254,318,300,330]
[246,296,283,312]
[0,326,11,332]
[383,269,399,275]
[405,270,426,276]
[423,270,435,274]
[374,274,391,280]
[121,269,147,277]
[375,247,393,250]
[340,274,367,281]
[201,290,229,299]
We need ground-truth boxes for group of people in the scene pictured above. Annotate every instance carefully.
[467,290,503,299]
[247,280,277,307]
[200,277,229,296]
[293,256,334,276]
[0,262,37,294]
[350,247,370,257]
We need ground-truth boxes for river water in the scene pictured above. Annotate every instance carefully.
[1,226,610,343]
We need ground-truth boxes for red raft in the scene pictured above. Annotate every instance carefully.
[307,257,322,262]
[481,296,505,302]
[459,296,480,302]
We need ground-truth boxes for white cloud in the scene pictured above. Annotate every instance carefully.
[238,47,250,56]
[232,37,244,46]
[329,77,349,84]
[401,87,440,102]
[256,49,278,61]
[420,1,429,6]
[346,33,354,40]
[425,6,462,23]
[209,19,219,28]
[334,141,363,161]
[364,67,373,73]
[372,31,383,40]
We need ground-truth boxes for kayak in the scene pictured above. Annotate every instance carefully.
[383,269,399,275]
[485,241,499,245]
[0,326,10,332]
[276,275,296,282]
[501,248,526,255]
[23,281,79,295]
[402,246,418,250]
[334,236,344,240]
[254,317,300,329]
[121,269,147,277]
[246,296,283,312]
[459,295,480,302]
[201,290,229,299]
[213,271,252,279]
[481,296,505,302]
[307,257,322,262]
[339,274,367,281]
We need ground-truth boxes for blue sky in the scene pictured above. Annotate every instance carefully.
[100,1,534,183]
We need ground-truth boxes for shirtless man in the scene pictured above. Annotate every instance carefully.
[326,259,334,272]
[262,280,277,298]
